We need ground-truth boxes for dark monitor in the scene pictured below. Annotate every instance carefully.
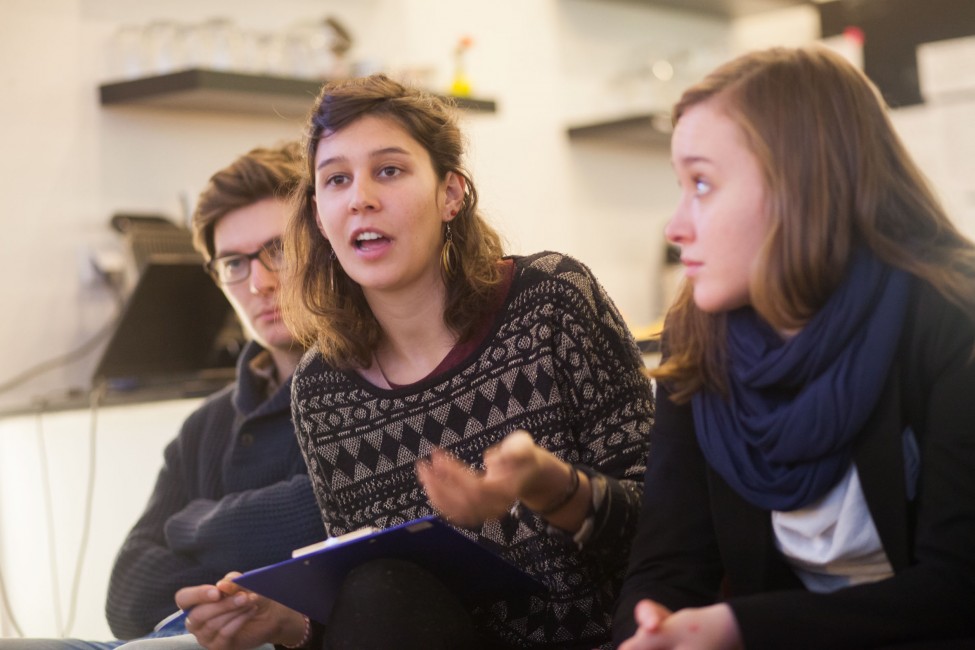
[92,254,243,393]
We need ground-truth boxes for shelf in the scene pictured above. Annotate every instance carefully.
[0,371,234,420]
[99,69,498,118]
[617,0,810,18]
[566,112,673,147]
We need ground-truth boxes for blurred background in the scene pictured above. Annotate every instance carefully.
[1,0,973,639]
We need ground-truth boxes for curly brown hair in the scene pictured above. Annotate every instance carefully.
[281,74,505,369]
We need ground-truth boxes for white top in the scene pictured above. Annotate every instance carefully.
[773,464,893,593]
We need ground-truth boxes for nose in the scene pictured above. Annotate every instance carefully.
[249,257,278,295]
[349,177,379,213]
[664,196,693,246]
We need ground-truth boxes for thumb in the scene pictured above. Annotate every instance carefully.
[634,599,670,633]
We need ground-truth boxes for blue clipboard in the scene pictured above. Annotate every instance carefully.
[233,516,546,623]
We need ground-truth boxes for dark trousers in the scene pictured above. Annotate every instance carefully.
[324,558,507,650]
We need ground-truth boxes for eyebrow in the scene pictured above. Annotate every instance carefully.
[673,155,714,167]
[214,236,281,259]
[316,146,412,171]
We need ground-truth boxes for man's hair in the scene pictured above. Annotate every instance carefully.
[191,141,304,262]
[656,46,975,401]
[281,74,505,369]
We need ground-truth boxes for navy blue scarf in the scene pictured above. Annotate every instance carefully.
[692,251,910,511]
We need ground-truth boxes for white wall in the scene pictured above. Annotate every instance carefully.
[1,0,973,641]
[0,0,725,411]
[0,0,724,638]
[0,399,202,639]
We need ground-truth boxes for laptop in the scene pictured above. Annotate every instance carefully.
[91,254,242,393]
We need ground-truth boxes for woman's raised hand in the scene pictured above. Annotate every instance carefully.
[417,429,584,529]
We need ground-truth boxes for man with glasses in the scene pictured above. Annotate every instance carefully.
[0,142,322,649]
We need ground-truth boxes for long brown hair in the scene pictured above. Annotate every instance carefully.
[656,46,975,402]
[281,74,505,369]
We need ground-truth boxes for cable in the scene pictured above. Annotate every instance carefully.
[61,383,104,636]
[0,318,116,398]
[0,556,25,637]
[12,384,104,638]
[0,262,124,399]
[35,408,66,636]
[2,385,105,638]
[0,267,120,637]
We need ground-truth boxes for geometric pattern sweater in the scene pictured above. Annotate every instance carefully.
[292,252,655,649]
[105,341,324,639]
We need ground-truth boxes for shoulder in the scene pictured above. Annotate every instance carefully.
[515,251,598,283]
[899,277,975,400]
[904,278,975,360]
[292,346,350,402]
[508,252,644,362]
[295,345,325,376]
[183,383,235,426]
[161,383,236,460]
[512,251,605,309]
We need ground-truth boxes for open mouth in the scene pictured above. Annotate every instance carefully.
[355,231,389,251]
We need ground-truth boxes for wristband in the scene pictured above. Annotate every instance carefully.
[534,465,580,516]
[283,614,312,649]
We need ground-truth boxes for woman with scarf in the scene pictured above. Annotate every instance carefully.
[613,46,975,649]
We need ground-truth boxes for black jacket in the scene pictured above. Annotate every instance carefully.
[614,279,975,649]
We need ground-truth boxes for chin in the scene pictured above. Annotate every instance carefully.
[252,325,293,349]
[692,288,748,314]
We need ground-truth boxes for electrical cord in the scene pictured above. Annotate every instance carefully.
[0,256,121,636]
[3,383,104,638]
[62,383,104,636]
[0,318,117,398]
[0,556,24,637]
[35,406,66,636]
[0,259,124,399]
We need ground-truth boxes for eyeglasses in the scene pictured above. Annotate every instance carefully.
[206,237,284,285]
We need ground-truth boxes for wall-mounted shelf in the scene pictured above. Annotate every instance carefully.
[617,0,810,18]
[566,112,673,147]
[99,69,498,118]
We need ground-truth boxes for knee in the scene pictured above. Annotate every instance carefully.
[327,558,485,650]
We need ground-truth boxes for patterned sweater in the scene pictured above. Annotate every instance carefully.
[106,341,324,639]
[292,252,655,648]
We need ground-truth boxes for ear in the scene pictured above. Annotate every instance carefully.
[441,171,466,223]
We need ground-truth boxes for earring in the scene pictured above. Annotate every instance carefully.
[440,222,456,279]
[328,247,337,293]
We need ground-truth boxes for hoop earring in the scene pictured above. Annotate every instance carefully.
[440,222,456,280]
[328,247,337,293]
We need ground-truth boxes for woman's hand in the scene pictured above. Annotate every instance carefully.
[175,573,308,650]
[416,430,590,531]
[619,600,743,650]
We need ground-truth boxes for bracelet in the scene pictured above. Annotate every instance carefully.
[534,465,580,516]
[283,614,312,649]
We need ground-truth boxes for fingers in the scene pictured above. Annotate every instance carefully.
[185,600,257,650]
[617,601,675,650]
[416,454,483,527]
[498,429,536,456]
[634,599,669,633]
[176,576,258,650]
[215,572,247,596]
[417,438,540,528]
[175,584,223,610]
[417,447,515,528]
